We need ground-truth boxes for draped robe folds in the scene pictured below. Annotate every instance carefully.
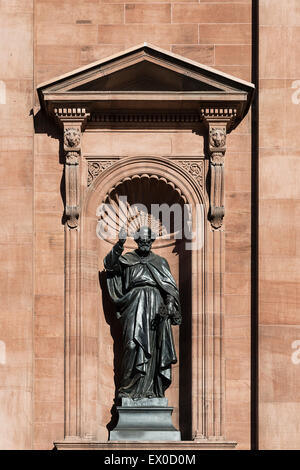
[104,243,181,399]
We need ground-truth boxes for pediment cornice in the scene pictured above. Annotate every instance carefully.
[37,43,254,131]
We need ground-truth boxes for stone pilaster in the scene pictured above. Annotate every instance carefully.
[54,107,89,440]
[196,108,236,443]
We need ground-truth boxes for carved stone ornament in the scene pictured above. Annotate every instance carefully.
[63,126,83,229]
[210,152,225,166]
[207,124,227,230]
[90,112,200,124]
[87,160,116,186]
[64,127,81,149]
[66,152,79,165]
[175,160,204,189]
[209,127,226,150]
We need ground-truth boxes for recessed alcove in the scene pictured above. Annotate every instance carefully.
[81,158,202,441]
[97,173,193,439]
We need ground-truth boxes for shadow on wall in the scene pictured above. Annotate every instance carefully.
[33,108,67,225]
[174,239,192,441]
[99,269,123,433]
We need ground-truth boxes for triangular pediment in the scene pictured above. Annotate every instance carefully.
[38,43,254,97]
[71,60,222,93]
[37,43,254,129]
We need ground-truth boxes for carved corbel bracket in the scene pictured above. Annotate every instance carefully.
[54,108,90,228]
[208,126,226,230]
[200,108,236,230]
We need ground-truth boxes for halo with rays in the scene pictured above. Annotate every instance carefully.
[96,173,188,245]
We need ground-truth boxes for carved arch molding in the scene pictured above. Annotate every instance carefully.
[37,44,254,450]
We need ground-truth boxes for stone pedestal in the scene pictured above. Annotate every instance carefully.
[109,398,181,442]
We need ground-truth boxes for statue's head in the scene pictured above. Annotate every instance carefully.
[134,226,156,255]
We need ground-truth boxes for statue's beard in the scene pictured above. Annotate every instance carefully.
[137,242,151,255]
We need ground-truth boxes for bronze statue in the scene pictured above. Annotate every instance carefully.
[104,226,181,400]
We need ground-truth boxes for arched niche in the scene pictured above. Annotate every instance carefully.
[81,156,206,441]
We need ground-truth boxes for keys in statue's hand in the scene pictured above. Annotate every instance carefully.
[166,302,176,318]
[156,303,182,326]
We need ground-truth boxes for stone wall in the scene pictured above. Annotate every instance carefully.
[0,0,34,450]
[259,0,300,450]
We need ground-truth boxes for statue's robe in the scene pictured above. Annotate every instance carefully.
[104,244,180,399]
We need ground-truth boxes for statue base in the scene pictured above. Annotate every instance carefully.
[109,398,181,442]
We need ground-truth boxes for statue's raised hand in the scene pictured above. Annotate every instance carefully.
[118,227,127,246]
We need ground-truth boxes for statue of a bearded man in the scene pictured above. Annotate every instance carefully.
[104,226,181,400]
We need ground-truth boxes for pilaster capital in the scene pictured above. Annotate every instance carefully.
[65,151,80,166]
